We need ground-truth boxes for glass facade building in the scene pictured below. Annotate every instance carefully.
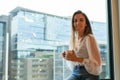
[9,7,71,80]
[0,15,10,80]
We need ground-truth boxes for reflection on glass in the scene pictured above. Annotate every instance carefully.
[9,7,110,80]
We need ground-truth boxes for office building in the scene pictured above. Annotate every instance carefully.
[0,15,10,80]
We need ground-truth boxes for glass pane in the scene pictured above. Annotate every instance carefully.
[0,0,112,80]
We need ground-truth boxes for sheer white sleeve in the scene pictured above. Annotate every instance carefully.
[83,34,102,75]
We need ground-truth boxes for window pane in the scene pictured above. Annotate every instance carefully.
[0,0,113,80]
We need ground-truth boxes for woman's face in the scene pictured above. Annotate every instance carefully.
[73,13,87,34]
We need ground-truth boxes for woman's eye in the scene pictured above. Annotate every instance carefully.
[74,19,85,23]
[80,19,84,21]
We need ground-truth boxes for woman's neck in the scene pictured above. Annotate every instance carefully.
[78,32,84,39]
[75,32,84,40]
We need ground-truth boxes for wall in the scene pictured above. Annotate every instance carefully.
[111,0,120,80]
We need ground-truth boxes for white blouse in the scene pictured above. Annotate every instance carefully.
[67,34,102,75]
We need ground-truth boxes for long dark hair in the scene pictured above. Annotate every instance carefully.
[71,10,93,49]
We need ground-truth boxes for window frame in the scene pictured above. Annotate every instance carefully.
[105,0,114,80]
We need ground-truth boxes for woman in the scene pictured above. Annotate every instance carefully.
[62,10,102,80]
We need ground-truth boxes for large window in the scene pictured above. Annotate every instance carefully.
[0,0,114,80]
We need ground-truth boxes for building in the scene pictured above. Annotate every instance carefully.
[23,57,53,80]
[0,15,10,80]
[9,7,71,80]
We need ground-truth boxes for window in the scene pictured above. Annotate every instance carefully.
[0,0,114,80]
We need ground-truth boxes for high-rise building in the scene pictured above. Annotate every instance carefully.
[0,15,10,80]
[9,7,71,80]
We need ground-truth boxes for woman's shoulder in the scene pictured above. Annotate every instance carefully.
[86,34,95,39]
[85,34,97,43]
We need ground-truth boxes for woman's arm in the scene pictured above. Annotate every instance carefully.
[83,34,102,75]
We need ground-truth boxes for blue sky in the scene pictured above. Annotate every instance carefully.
[0,0,106,22]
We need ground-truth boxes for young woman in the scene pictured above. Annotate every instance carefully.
[62,10,102,80]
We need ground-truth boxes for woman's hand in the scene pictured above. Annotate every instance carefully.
[61,50,84,63]
[61,51,66,59]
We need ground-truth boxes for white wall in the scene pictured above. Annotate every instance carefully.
[111,0,120,80]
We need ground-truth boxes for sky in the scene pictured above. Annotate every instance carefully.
[0,0,106,22]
